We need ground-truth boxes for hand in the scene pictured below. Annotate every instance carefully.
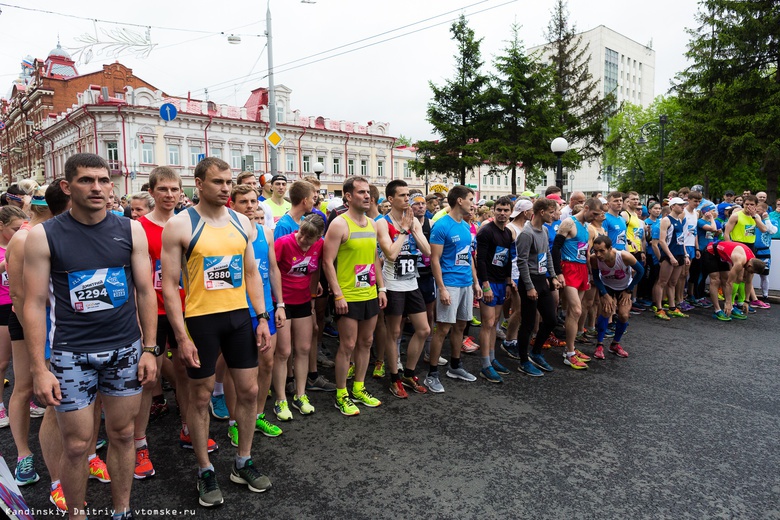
[684,256,691,266]
[33,371,61,407]
[378,291,387,309]
[602,294,616,315]
[527,288,538,300]
[401,208,414,232]
[742,301,749,314]
[335,297,349,315]
[473,285,483,300]
[275,309,285,329]
[551,278,561,291]
[482,287,493,303]
[695,250,701,259]
[179,338,201,369]
[316,284,324,297]
[137,352,158,387]
[507,280,517,292]
[557,274,566,288]
[724,301,733,316]
[439,288,451,306]
[671,257,679,266]
[256,320,272,353]
[618,291,632,308]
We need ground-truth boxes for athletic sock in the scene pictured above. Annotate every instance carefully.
[352,381,365,393]
[308,372,318,381]
[597,315,609,343]
[403,368,415,379]
[134,437,147,450]
[235,455,250,469]
[228,419,236,427]
[88,453,96,462]
[390,372,401,383]
[489,349,496,362]
[451,357,461,369]
[335,388,348,399]
[181,422,189,436]
[198,465,215,477]
[428,365,438,376]
[212,382,224,396]
[481,356,491,369]
[614,321,628,342]
[51,480,60,491]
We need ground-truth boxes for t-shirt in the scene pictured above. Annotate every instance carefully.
[274,232,323,305]
[430,214,473,288]
[697,218,722,252]
[683,207,698,247]
[266,198,292,223]
[475,221,513,284]
[274,212,305,240]
[604,212,627,251]
[645,217,661,264]
[516,222,556,290]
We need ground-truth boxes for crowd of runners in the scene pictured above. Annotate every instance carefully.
[0,152,775,517]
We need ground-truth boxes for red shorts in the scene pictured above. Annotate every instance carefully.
[562,261,590,292]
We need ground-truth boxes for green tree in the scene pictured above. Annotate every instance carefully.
[412,15,491,185]
[484,24,560,194]
[395,134,413,147]
[674,0,780,201]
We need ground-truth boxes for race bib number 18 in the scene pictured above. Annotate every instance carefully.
[204,255,243,290]
[69,267,129,313]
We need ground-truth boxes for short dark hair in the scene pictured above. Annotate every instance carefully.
[289,180,315,206]
[533,198,556,214]
[544,186,562,196]
[425,194,438,203]
[194,157,230,181]
[607,191,623,201]
[585,198,603,211]
[743,194,758,204]
[299,213,325,238]
[230,184,258,203]
[495,196,513,209]
[64,153,110,182]
[385,179,408,198]
[148,166,181,190]
[447,185,474,208]
[343,176,369,196]
[236,171,256,185]
[46,177,70,215]
[593,235,612,249]
[369,184,380,204]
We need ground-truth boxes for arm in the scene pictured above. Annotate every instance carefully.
[376,218,408,263]
[322,217,348,314]
[724,212,738,241]
[622,251,645,292]
[430,243,450,305]
[375,249,387,309]
[754,214,767,233]
[129,220,158,386]
[515,231,534,292]
[265,228,286,330]
[410,216,431,256]
[241,215,271,351]
[470,253,482,301]
[590,256,608,296]
[656,218,675,260]
[475,227,490,287]
[6,232,26,322]
[551,218,574,277]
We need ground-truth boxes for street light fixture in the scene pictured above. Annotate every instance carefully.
[637,114,669,201]
[551,137,568,190]
[313,162,324,180]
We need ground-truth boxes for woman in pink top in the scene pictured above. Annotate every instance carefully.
[271,214,325,420]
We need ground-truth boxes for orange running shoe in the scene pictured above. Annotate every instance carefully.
[88,455,111,483]
[134,447,155,479]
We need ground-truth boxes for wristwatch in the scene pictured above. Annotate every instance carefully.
[142,345,162,357]
[258,311,271,321]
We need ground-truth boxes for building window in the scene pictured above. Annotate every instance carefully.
[231,149,242,170]
[286,153,296,172]
[106,141,119,170]
[333,157,341,175]
[348,159,355,176]
[303,155,311,173]
[377,161,384,177]
[394,161,399,177]
[190,145,203,167]
[141,143,154,164]
[276,104,285,124]
[317,156,325,168]
[604,47,619,98]
[403,163,411,178]
[360,159,367,175]
[167,144,180,166]
[211,147,223,160]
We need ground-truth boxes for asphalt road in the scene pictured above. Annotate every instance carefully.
[2,305,779,519]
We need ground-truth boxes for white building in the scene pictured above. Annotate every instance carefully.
[530,25,656,195]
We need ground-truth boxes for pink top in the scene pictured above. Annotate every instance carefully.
[0,245,11,305]
[274,232,323,305]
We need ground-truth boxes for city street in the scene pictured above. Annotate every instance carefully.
[2,305,779,519]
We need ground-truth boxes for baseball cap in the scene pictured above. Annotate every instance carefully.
[326,197,343,212]
[546,193,564,203]
[520,190,538,198]
[668,197,686,206]
[477,198,487,206]
[724,190,735,196]
[270,174,287,184]
[701,203,717,213]
[510,199,533,218]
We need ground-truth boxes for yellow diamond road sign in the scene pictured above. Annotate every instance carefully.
[266,129,284,149]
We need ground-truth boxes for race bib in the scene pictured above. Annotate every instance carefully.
[745,225,755,237]
[417,253,431,269]
[635,228,644,241]
[1,271,7,287]
[395,254,417,280]
[538,252,548,274]
[492,246,509,267]
[615,230,626,245]
[677,234,685,245]
[153,259,163,290]
[69,267,129,313]
[203,255,243,290]
[687,224,697,236]
[455,245,471,266]
[604,269,626,280]
[705,231,715,240]
[576,242,588,262]
[355,264,376,288]
[289,256,315,277]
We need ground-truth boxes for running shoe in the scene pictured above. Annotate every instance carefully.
[717,288,724,300]
[480,366,503,383]
[88,456,111,483]
[500,341,521,360]
[400,375,428,394]
[593,344,606,360]
[609,343,629,358]
[14,454,39,486]
[3,378,7,387]
[635,298,653,307]
[96,438,107,451]
[423,373,445,394]
[470,316,482,326]
[134,448,155,479]
[528,353,553,372]
[292,394,315,415]
[575,331,591,344]
[285,380,295,396]
[423,354,448,366]
[323,324,339,338]
[0,407,8,428]
[352,387,382,407]
[630,306,644,314]
[150,397,169,420]
[461,337,480,353]
[730,308,747,320]
[197,469,224,507]
[491,359,510,375]
[564,353,588,370]
[209,394,229,420]
[230,459,272,493]
[274,400,293,421]
[255,414,282,437]
[179,430,218,452]
[446,365,477,382]
[29,401,45,418]
[317,347,336,368]
[334,395,360,416]
[678,301,695,312]
[495,328,506,340]
[518,361,543,377]
[583,328,598,338]
[696,298,713,309]
[372,361,386,379]
[574,349,591,362]
[667,308,689,318]
[604,328,615,338]
[307,374,337,392]
[501,319,509,329]
[713,310,731,321]
[655,310,671,321]
[389,380,409,399]
[50,483,67,512]
[543,334,564,348]
[347,363,355,380]
[746,304,757,314]
[227,424,239,447]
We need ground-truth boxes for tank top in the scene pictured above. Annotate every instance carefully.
[183,207,249,318]
[138,215,185,315]
[664,215,686,257]
[731,210,757,244]
[382,215,420,292]
[417,217,432,276]
[0,245,10,305]
[561,217,590,264]
[336,214,378,303]
[597,251,632,291]
[508,221,521,281]
[709,241,755,265]
[248,224,274,317]
[623,211,643,253]
[44,211,139,352]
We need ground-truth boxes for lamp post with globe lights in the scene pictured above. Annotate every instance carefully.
[551,137,568,190]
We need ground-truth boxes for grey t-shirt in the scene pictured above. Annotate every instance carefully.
[516,222,556,291]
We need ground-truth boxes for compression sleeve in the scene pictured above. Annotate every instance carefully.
[626,260,645,292]
[592,269,608,296]
[552,234,566,275]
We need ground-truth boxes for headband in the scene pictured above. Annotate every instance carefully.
[30,195,48,206]
[411,195,425,204]
[6,193,23,203]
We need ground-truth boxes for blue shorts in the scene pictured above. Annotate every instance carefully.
[252,308,277,336]
[482,282,508,307]
[685,246,696,259]
[51,340,143,412]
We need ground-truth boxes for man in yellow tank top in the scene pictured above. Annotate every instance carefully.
[161,157,272,507]
[323,176,387,416]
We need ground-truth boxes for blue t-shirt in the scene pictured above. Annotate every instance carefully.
[645,217,661,264]
[274,213,305,241]
[769,211,780,240]
[697,218,722,252]
[430,214,473,288]
[604,212,627,251]
[544,220,561,253]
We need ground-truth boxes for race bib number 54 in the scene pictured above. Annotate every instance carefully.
[69,267,129,313]
[204,255,243,290]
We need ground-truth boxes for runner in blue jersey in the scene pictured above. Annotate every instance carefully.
[603,191,628,251]
[652,197,689,320]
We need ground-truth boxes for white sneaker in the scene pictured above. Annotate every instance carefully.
[446,366,477,382]
[29,401,46,418]
[0,407,9,428]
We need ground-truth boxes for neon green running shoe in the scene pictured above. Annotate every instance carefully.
[470,316,482,326]
[352,387,382,407]
[274,400,293,421]
[372,361,385,378]
[292,394,315,415]
[255,413,282,437]
[347,363,355,380]
[666,308,689,318]
[227,424,239,447]
[334,395,360,416]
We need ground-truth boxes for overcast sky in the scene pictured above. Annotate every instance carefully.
[0,0,699,141]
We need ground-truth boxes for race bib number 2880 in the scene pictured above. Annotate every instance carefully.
[204,255,243,290]
[69,267,129,313]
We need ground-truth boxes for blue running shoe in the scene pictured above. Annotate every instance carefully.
[15,454,40,486]
[518,361,544,377]
[491,359,510,375]
[500,341,521,360]
[479,366,503,383]
[209,394,229,420]
[712,310,731,321]
[323,325,339,338]
[528,353,554,372]
[746,305,756,314]
[730,308,747,320]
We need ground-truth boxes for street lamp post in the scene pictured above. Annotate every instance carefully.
[551,137,568,190]
[313,161,324,180]
[637,114,668,201]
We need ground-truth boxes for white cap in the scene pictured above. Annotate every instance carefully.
[326,197,343,212]
[668,197,686,206]
[510,199,533,218]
